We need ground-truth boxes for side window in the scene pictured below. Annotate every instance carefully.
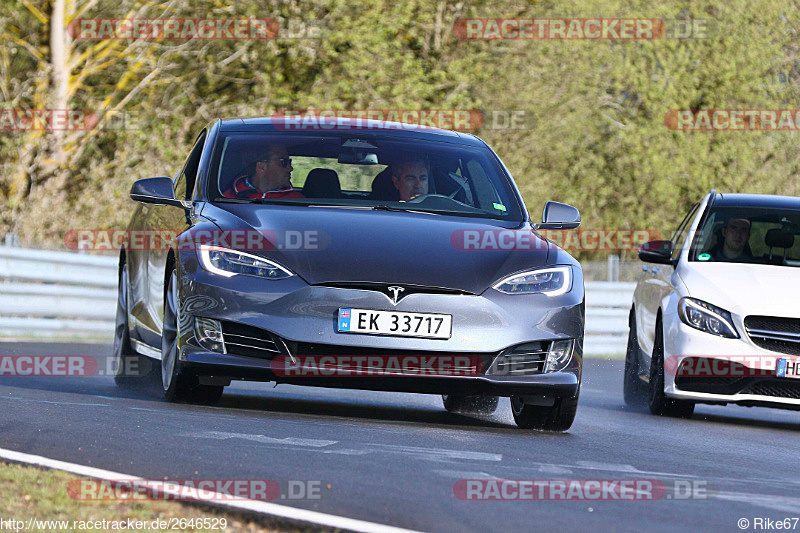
[173,173,186,202]
[671,202,700,260]
[175,130,207,200]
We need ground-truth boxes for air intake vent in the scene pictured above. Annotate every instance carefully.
[741,379,800,399]
[220,321,286,359]
[487,342,549,375]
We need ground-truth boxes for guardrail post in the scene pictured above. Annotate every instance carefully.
[607,254,620,282]
[3,233,18,247]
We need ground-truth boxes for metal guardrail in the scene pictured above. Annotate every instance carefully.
[0,246,117,339]
[584,281,635,355]
[0,246,635,353]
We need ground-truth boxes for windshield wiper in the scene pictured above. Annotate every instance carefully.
[372,204,440,215]
[213,198,308,206]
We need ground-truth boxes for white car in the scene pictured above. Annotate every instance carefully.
[625,191,800,417]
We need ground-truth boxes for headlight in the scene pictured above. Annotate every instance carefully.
[492,266,571,296]
[678,298,739,338]
[198,245,294,279]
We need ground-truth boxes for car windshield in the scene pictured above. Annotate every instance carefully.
[207,132,524,221]
[689,206,800,267]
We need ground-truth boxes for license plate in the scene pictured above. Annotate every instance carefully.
[776,358,800,379]
[338,308,452,340]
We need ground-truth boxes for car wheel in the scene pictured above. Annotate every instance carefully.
[112,261,152,387]
[510,391,579,431]
[648,320,694,418]
[442,394,499,414]
[623,308,647,405]
[161,268,223,404]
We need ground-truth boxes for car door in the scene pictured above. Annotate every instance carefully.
[140,130,207,346]
[126,200,153,346]
[637,202,699,371]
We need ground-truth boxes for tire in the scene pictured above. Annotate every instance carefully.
[161,268,224,404]
[113,261,153,387]
[442,394,499,414]
[623,308,648,406]
[648,320,694,418]
[510,391,579,431]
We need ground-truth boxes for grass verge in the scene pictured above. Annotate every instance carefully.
[0,462,304,532]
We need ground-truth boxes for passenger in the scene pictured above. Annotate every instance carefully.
[224,145,304,199]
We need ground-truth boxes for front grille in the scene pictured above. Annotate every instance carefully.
[744,316,800,355]
[674,376,747,395]
[487,342,549,375]
[289,341,491,375]
[676,375,800,400]
[741,379,800,399]
[220,321,286,359]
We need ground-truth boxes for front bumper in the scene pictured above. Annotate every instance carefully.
[178,346,580,397]
[174,258,584,398]
[663,314,800,409]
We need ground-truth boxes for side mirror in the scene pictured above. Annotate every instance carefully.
[130,177,187,208]
[534,201,581,230]
[638,240,675,265]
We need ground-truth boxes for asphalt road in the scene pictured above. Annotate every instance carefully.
[1,342,800,532]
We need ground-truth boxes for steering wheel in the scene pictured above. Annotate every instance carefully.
[408,192,460,202]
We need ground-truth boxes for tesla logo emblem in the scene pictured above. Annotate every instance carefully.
[386,286,405,305]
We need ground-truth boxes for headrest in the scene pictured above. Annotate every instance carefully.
[302,168,341,198]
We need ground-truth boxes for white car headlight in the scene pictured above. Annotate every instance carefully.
[492,266,572,296]
[678,297,739,338]
[198,245,294,280]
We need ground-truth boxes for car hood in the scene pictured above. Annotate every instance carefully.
[679,262,800,318]
[200,203,551,294]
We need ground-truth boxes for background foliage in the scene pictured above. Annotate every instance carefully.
[1,0,799,259]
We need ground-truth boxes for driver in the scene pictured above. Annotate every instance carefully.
[711,216,752,261]
[224,145,304,199]
[391,157,429,201]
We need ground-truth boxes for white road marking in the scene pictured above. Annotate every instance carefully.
[184,431,501,461]
[715,490,800,513]
[536,464,574,475]
[0,447,423,533]
[2,397,110,407]
[323,444,502,462]
[180,431,337,447]
[366,443,502,462]
[576,461,640,472]
[433,470,495,479]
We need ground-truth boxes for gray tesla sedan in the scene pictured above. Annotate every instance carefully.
[113,117,585,430]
